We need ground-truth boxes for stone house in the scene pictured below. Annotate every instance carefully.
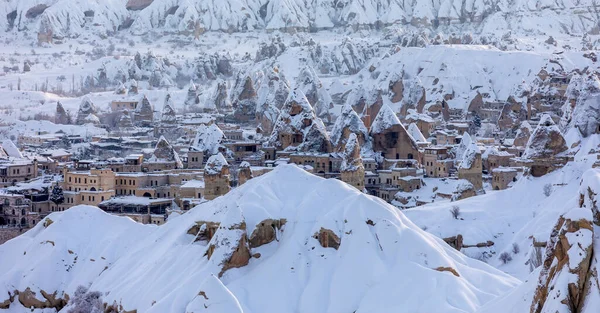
[423,147,452,178]
[492,167,521,190]
[61,168,116,209]
[0,194,36,227]
[111,100,138,112]
[0,159,39,187]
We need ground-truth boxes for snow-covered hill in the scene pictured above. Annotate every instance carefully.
[0,165,519,313]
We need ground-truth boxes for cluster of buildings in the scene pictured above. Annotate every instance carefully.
[0,71,579,242]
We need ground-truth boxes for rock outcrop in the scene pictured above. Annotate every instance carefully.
[133,95,154,127]
[523,114,568,160]
[330,103,369,152]
[232,76,258,123]
[55,101,70,125]
[75,97,97,125]
[530,169,600,313]
[268,88,331,153]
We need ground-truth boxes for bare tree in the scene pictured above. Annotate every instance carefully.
[499,252,512,264]
[67,285,104,313]
[512,243,520,254]
[450,206,461,219]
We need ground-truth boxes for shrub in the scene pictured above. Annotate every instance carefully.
[67,285,104,313]
[499,252,513,264]
[450,206,461,219]
[512,243,520,254]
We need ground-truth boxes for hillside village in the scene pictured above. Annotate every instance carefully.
[0,66,590,244]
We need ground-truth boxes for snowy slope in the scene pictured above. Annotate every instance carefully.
[404,134,600,280]
[4,0,600,36]
[0,164,519,313]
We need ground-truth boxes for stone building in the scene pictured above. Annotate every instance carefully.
[482,147,514,172]
[0,194,36,227]
[370,104,420,160]
[339,134,365,190]
[204,153,231,200]
[423,147,451,178]
[492,167,520,190]
[0,159,39,188]
[61,168,116,209]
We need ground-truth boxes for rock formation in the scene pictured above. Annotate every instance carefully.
[191,123,225,155]
[530,169,600,313]
[268,88,331,153]
[370,104,419,160]
[232,76,258,123]
[514,120,533,148]
[204,153,231,200]
[55,101,70,125]
[330,103,369,152]
[133,95,154,127]
[295,66,333,124]
[147,136,182,168]
[256,68,290,134]
[160,94,176,125]
[213,80,233,114]
[523,114,568,160]
[117,110,134,129]
[75,97,97,125]
[340,133,365,190]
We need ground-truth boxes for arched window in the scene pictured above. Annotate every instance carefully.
[15,198,22,205]
[3,199,9,206]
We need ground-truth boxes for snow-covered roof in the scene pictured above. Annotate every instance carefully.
[205,153,228,175]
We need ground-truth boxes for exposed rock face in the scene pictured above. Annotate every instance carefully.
[248,218,286,248]
[295,66,333,124]
[213,80,233,114]
[314,228,341,250]
[232,76,258,123]
[134,95,154,127]
[523,114,568,159]
[561,74,600,138]
[330,104,369,152]
[457,133,483,191]
[160,95,177,125]
[117,110,134,129]
[268,88,331,153]
[185,80,199,108]
[147,136,183,168]
[340,133,365,190]
[237,162,253,185]
[514,120,533,147]
[389,79,404,103]
[204,207,251,277]
[128,79,138,94]
[55,101,70,125]
[115,83,127,95]
[530,169,600,313]
[256,68,289,134]
[75,97,97,125]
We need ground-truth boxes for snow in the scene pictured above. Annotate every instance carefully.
[369,104,401,134]
[0,165,519,313]
[407,123,427,143]
[191,123,225,155]
[204,152,228,175]
[181,179,205,189]
[0,139,23,158]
